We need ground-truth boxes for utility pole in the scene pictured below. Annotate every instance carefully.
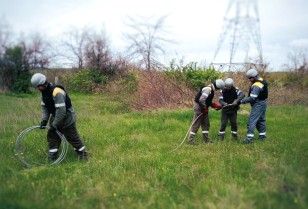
[211,0,264,72]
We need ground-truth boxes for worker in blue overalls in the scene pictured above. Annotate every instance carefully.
[240,69,268,144]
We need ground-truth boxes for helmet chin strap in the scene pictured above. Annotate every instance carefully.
[44,82,50,88]
[213,82,217,89]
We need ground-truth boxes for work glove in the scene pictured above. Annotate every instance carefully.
[232,100,239,106]
[222,103,232,109]
[49,124,58,132]
[40,120,48,129]
[210,102,222,110]
[222,103,228,108]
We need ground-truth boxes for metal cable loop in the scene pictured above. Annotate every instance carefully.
[15,126,68,167]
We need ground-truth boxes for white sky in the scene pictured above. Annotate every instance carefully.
[1,0,308,70]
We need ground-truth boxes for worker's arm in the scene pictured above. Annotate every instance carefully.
[241,82,263,104]
[51,87,67,128]
[199,86,212,108]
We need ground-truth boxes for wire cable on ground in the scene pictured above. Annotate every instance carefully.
[168,113,204,153]
[15,126,68,168]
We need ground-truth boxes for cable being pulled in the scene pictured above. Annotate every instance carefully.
[15,126,68,167]
[168,113,204,153]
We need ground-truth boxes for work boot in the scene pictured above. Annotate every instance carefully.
[188,134,199,145]
[76,150,88,161]
[242,138,253,144]
[48,151,59,161]
[188,140,199,145]
[218,134,224,141]
[202,133,212,143]
[258,135,266,141]
[232,133,238,140]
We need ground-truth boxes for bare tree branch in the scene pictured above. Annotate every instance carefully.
[58,26,92,69]
[0,17,12,56]
[123,15,175,71]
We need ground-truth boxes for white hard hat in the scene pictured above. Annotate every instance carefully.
[215,79,225,89]
[31,73,46,87]
[246,69,258,78]
[225,78,234,87]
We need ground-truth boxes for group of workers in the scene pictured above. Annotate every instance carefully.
[30,68,268,162]
[188,68,268,145]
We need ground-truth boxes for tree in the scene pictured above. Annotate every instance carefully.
[0,45,31,92]
[0,17,13,89]
[284,47,308,74]
[59,26,91,69]
[282,47,308,87]
[18,33,52,69]
[84,28,110,73]
[123,15,174,71]
[0,17,12,56]
[0,33,52,92]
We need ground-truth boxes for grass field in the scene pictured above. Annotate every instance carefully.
[0,93,307,209]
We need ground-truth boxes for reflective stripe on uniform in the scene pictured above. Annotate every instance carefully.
[247,134,254,138]
[49,148,58,153]
[231,131,237,134]
[259,132,266,136]
[219,131,225,134]
[250,93,258,98]
[190,131,196,135]
[52,87,65,97]
[55,103,66,107]
[202,131,209,134]
[253,82,264,88]
[202,86,211,91]
[78,146,85,151]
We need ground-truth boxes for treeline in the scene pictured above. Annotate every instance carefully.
[37,64,222,110]
[0,26,131,93]
[0,16,307,108]
[0,15,176,93]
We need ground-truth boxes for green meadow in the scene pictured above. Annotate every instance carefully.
[0,93,307,209]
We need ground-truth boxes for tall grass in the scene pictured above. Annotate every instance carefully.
[0,94,307,209]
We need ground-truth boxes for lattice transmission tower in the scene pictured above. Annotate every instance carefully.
[211,0,264,71]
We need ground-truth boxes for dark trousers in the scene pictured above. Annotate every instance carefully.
[219,111,238,136]
[47,123,85,153]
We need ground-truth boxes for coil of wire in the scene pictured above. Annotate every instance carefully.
[15,126,68,167]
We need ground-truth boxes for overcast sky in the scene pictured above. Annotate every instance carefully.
[1,0,308,70]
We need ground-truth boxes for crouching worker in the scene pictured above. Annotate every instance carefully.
[188,79,225,145]
[218,78,245,140]
[31,73,88,160]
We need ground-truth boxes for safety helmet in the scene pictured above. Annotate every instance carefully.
[225,78,234,87]
[215,79,225,89]
[246,69,258,78]
[31,73,47,87]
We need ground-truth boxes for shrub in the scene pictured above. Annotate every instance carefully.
[185,68,221,90]
[60,68,107,93]
[11,71,32,93]
[105,70,138,95]
[165,62,222,90]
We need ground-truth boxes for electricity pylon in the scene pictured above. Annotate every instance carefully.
[211,0,264,71]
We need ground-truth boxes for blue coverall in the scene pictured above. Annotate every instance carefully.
[241,77,268,141]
